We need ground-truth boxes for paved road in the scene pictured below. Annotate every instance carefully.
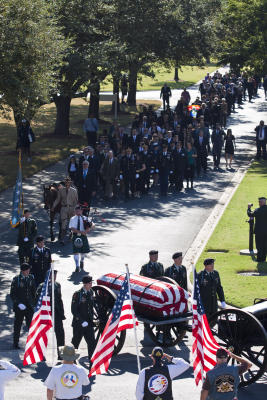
[0,88,266,399]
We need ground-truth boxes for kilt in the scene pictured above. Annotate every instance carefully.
[72,234,90,254]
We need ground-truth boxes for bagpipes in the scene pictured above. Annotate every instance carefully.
[79,202,106,228]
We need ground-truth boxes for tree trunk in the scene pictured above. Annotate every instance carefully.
[111,75,120,114]
[174,67,179,82]
[54,95,71,136]
[127,63,138,106]
[88,82,100,119]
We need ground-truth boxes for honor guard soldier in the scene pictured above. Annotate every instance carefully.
[198,258,226,320]
[10,263,36,349]
[140,250,164,279]
[247,197,267,261]
[200,348,251,400]
[36,270,65,359]
[30,236,52,286]
[69,205,94,272]
[71,275,96,363]
[16,209,37,265]
[136,346,189,400]
[164,252,188,290]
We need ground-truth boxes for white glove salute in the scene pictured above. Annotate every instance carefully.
[20,217,26,223]
[23,237,29,242]
[119,174,123,180]
[18,304,26,311]
[221,301,226,309]
[136,173,139,179]
[82,321,88,328]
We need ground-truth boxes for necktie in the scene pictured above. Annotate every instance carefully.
[83,170,87,178]
[77,217,80,230]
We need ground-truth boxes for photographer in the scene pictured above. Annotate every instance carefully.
[247,197,267,262]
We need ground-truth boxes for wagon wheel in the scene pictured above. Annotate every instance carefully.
[144,276,187,347]
[209,308,267,387]
[92,285,126,355]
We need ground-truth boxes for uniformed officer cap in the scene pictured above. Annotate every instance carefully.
[82,275,93,284]
[216,348,228,359]
[151,346,163,359]
[172,252,182,259]
[21,263,31,271]
[36,235,44,243]
[149,250,158,256]
[258,197,266,201]
[204,258,215,266]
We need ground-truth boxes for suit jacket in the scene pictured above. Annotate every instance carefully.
[53,186,78,209]
[100,157,120,181]
[255,125,267,142]
[127,135,141,153]
[195,136,209,156]
[77,169,97,195]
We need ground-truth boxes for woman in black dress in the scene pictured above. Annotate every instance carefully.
[224,129,236,169]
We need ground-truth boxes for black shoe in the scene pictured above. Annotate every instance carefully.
[75,267,80,273]
[13,344,20,349]
[80,261,84,270]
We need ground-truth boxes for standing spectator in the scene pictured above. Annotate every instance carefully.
[220,98,228,128]
[135,152,146,197]
[247,77,254,102]
[44,345,89,400]
[30,235,52,287]
[160,83,172,110]
[224,129,235,169]
[120,148,137,200]
[16,118,35,162]
[211,123,225,170]
[185,142,197,189]
[0,360,21,399]
[255,120,266,160]
[100,150,120,199]
[172,141,186,191]
[158,144,171,196]
[247,198,267,262]
[263,75,267,99]
[83,113,99,148]
[67,155,79,187]
[10,263,36,349]
[195,129,209,177]
[16,209,37,265]
[181,87,191,105]
[77,160,97,210]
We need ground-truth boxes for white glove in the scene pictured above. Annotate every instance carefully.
[221,301,226,309]
[170,170,173,174]
[23,237,29,242]
[20,217,25,223]
[82,321,88,328]
[150,169,154,174]
[155,169,159,173]
[136,173,139,179]
[18,304,26,311]
[119,174,123,180]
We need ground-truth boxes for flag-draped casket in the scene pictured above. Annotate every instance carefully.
[97,273,189,318]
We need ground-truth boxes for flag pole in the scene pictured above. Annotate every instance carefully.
[125,264,141,374]
[51,261,56,366]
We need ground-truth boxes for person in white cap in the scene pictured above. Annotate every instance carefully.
[0,360,21,400]
[44,344,89,400]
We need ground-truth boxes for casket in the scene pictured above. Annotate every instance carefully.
[97,273,189,318]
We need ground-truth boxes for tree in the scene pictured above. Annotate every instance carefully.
[0,0,66,125]
[217,0,267,74]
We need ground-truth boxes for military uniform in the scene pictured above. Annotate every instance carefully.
[164,264,188,290]
[53,186,78,240]
[10,272,36,347]
[247,203,267,261]
[30,246,52,286]
[197,269,225,319]
[140,262,164,279]
[36,281,65,349]
[71,288,95,360]
[16,218,37,264]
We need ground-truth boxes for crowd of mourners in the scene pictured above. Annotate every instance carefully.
[66,70,262,207]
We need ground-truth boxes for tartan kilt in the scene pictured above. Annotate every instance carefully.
[72,234,90,254]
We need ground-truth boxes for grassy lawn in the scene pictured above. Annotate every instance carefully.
[196,160,267,308]
[0,98,161,191]
[101,64,218,91]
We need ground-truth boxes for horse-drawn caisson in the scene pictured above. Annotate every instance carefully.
[91,273,267,387]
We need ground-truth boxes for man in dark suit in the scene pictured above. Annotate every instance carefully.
[211,123,225,170]
[195,129,209,176]
[100,150,120,199]
[171,141,186,191]
[77,160,97,210]
[127,129,141,154]
[247,197,267,261]
[158,144,171,196]
[255,120,266,160]
[160,83,172,110]
[120,147,136,199]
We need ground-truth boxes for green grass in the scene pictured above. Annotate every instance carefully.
[195,160,267,308]
[0,98,161,191]
[101,64,218,91]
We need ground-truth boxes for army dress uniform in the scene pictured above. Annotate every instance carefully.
[71,287,95,360]
[36,281,65,349]
[164,264,188,290]
[10,269,36,347]
[140,262,164,279]
[197,269,225,319]
[30,246,52,286]
[16,217,37,264]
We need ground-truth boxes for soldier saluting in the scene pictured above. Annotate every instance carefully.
[30,235,52,286]
[164,252,188,290]
[16,209,37,265]
[197,258,226,320]
[247,197,267,262]
[140,250,164,279]
[10,263,36,349]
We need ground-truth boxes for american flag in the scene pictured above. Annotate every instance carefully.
[23,270,52,366]
[89,276,138,377]
[192,268,220,385]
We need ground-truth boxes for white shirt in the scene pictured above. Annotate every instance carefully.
[44,363,89,399]
[135,357,190,400]
[69,215,85,231]
[0,360,21,400]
